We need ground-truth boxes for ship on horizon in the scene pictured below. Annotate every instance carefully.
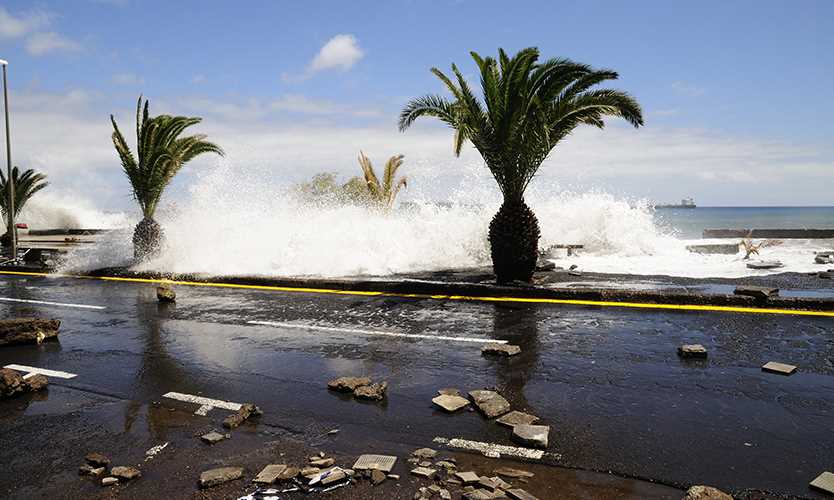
[654,197,696,209]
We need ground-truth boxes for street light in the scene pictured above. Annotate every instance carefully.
[0,58,15,262]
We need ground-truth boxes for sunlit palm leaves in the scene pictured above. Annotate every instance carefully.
[358,151,407,211]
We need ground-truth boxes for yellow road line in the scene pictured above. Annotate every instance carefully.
[2,270,833,317]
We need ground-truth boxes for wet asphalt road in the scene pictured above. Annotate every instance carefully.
[1,273,833,499]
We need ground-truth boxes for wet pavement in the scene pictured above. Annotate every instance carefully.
[1,273,833,499]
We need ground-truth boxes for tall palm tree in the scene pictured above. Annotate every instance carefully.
[399,47,643,283]
[357,151,408,211]
[111,96,223,260]
[0,166,48,246]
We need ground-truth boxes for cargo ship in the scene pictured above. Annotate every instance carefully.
[654,197,696,209]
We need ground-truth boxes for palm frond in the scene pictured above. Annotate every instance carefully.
[0,166,49,218]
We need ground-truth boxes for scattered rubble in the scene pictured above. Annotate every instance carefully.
[253,464,288,484]
[455,471,481,484]
[156,285,176,303]
[223,402,262,429]
[496,411,539,428]
[0,318,60,346]
[481,343,521,357]
[433,393,471,412]
[85,452,111,467]
[354,382,387,401]
[199,466,244,488]
[1,368,50,398]
[677,344,708,359]
[733,285,779,299]
[815,252,834,264]
[352,454,397,473]
[762,361,797,375]
[507,488,540,500]
[469,390,512,418]
[412,448,438,459]
[511,424,549,448]
[101,477,118,486]
[144,442,169,460]
[327,376,371,392]
[683,485,733,500]
[810,471,834,495]
[110,466,141,481]
[494,467,535,479]
[200,430,228,444]
[78,465,105,477]
[370,469,387,485]
[309,457,335,468]
[410,466,437,479]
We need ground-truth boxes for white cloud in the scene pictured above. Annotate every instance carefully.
[283,34,364,82]
[671,81,705,97]
[112,72,144,85]
[25,31,82,55]
[0,7,50,39]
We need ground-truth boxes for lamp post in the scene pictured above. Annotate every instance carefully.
[0,58,14,261]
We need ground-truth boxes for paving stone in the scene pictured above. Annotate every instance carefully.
[469,390,511,418]
[352,454,397,473]
[479,476,511,490]
[683,485,733,500]
[511,424,549,448]
[412,448,438,459]
[328,376,372,392]
[410,467,437,479]
[199,466,244,488]
[494,467,535,479]
[481,343,521,357]
[200,431,226,444]
[678,344,708,359]
[253,464,288,484]
[507,488,540,500]
[762,361,797,375]
[456,471,481,484]
[437,387,462,397]
[101,477,118,486]
[496,411,539,428]
[433,394,471,412]
[110,466,141,481]
[810,471,834,494]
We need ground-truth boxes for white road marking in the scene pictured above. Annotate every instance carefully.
[433,436,545,460]
[162,391,242,416]
[4,364,77,379]
[246,320,507,345]
[0,297,105,310]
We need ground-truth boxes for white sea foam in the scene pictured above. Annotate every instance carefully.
[58,160,833,279]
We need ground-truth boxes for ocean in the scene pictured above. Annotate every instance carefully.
[654,206,834,240]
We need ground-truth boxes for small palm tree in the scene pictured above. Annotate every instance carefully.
[399,47,643,283]
[111,96,223,260]
[357,151,407,211]
[0,166,48,245]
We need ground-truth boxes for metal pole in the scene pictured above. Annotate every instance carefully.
[1,63,14,261]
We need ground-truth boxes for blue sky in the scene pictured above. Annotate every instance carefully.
[1,0,833,211]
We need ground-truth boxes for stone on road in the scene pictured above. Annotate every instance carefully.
[101,477,118,486]
[85,452,111,467]
[512,424,549,448]
[223,402,262,429]
[0,368,25,398]
[327,376,371,392]
[200,431,227,444]
[496,410,540,428]
[0,318,60,346]
[469,390,512,418]
[433,393,470,412]
[683,485,733,500]
[156,285,176,303]
[199,466,244,488]
[354,381,387,401]
[352,454,397,473]
[253,464,288,484]
[494,467,535,479]
[481,343,521,357]
[733,286,778,299]
[110,466,141,481]
[810,471,834,494]
[455,471,481,484]
[507,488,540,500]
[762,361,797,375]
[677,344,708,359]
[410,466,437,478]
[411,448,437,459]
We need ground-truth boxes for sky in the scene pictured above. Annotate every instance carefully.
[0,0,833,211]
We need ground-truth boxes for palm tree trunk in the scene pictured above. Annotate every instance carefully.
[133,217,163,261]
[488,198,541,284]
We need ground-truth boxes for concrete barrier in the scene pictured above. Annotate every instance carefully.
[703,229,834,239]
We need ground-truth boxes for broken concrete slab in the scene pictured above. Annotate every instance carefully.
[746,260,783,270]
[327,376,371,392]
[469,390,511,418]
[85,452,111,468]
[494,467,535,479]
[683,485,733,500]
[370,469,386,485]
[79,465,105,476]
[433,394,470,412]
[199,466,244,488]
[301,466,320,477]
[437,387,462,397]
[411,448,437,459]
[496,410,539,428]
[354,381,387,401]
[156,285,176,303]
[315,467,347,485]
[479,476,511,491]
[677,344,708,359]
[352,454,397,473]
[277,466,299,480]
[455,471,481,484]
[200,431,227,444]
[23,373,48,392]
[101,477,118,486]
[511,424,549,448]
[733,285,779,299]
[463,489,507,500]
[507,489,540,500]
[309,457,334,468]
[110,466,141,481]
[410,467,437,479]
[0,318,60,346]
[0,368,25,398]
[481,343,521,357]
[762,361,797,375]
[223,402,262,429]
[810,471,834,495]
[253,464,288,484]
[440,488,452,500]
